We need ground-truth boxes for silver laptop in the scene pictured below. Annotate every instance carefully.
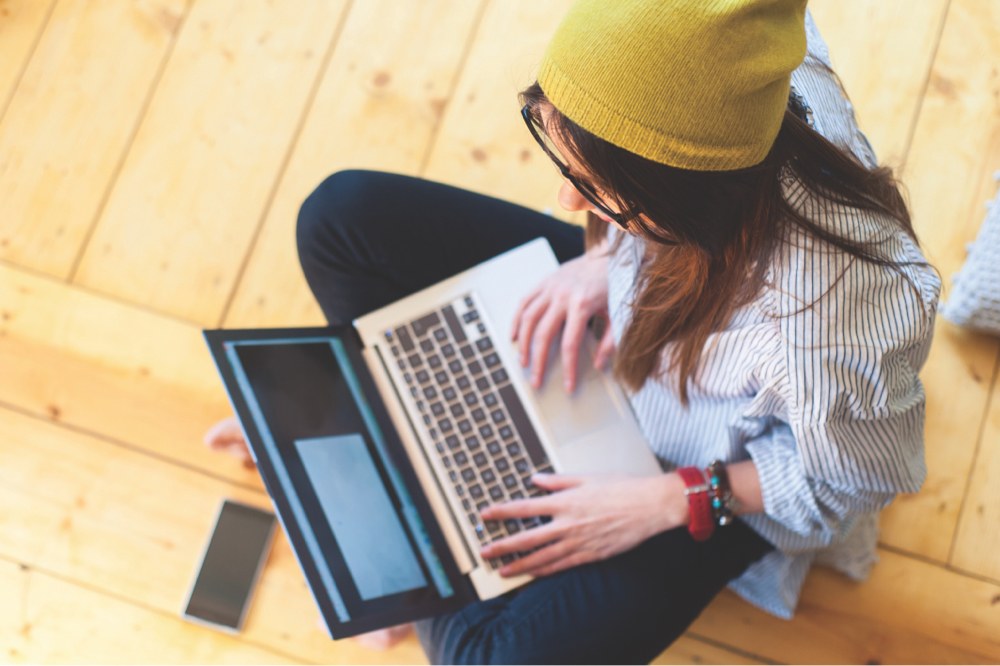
[204,238,660,639]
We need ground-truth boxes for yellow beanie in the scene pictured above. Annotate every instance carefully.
[537,0,807,171]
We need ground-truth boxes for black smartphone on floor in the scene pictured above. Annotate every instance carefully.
[182,499,277,633]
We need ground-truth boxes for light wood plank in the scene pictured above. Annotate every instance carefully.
[0,560,295,664]
[422,0,581,222]
[691,551,1000,664]
[933,0,1000,583]
[0,406,429,665]
[73,0,349,325]
[958,363,1000,580]
[0,263,250,485]
[0,0,55,113]
[0,0,188,277]
[809,0,950,167]
[877,0,1000,563]
[224,0,484,328]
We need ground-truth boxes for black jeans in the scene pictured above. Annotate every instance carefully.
[296,170,774,665]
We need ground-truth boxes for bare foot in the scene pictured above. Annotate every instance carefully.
[352,623,414,651]
[203,416,255,469]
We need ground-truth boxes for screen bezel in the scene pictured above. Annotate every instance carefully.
[182,498,276,632]
[203,326,475,639]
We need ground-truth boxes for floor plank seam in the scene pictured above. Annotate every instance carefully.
[685,631,782,665]
[64,0,195,284]
[899,0,953,170]
[0,0,58,128]
[0,554,314,664]
[878,541,1000,588]
[416,0,490,179]
[0,256,212,330]
[947,344,1000,567]
[0,399,266,496]
[215,0,356,329]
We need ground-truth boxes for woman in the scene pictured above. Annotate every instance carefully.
[207,0,940,662]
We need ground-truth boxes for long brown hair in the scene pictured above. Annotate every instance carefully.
[520,82,924,403]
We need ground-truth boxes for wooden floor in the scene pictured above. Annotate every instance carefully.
[2,0,999,663]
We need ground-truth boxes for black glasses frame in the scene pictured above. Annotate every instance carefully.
[521,105,638,230]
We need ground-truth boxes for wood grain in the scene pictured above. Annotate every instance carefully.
[0,263,250,485]
[691,551,1000,664]
[73,0,349,325]
[0,559,295,664]
[223,0,484,328]
[0,0,55,114]
[0,0,188,277]
[877,0,1000,563]
[809,0,950,167]
[422,0,581,224]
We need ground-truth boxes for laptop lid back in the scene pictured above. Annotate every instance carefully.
[203,326,474,639]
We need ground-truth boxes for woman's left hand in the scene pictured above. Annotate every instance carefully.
[479,472,687,577]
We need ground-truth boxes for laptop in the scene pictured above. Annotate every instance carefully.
[203,237,661,639]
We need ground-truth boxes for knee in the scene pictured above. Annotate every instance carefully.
[295,169,383,264]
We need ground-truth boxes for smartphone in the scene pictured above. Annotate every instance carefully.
[182,499,277,632]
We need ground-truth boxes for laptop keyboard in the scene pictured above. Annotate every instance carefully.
[384,293,553,570]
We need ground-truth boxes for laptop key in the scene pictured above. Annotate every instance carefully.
[503,473,518,489]
[496,458,510,473]
[408,354,423,368]
[489,486,504,500]
[470,484,484,499]
[468,360,483,375]
[450,403,464,418]
[416,369,430,383]
[440,418,453,433]
[479,424,494,439]
[491,409,505,424]
[458,420,472,434]
[460,344,475,359]
[423,386,437,400]
[395,327,414,352]
[483,392,498,407]
[475,336,493,352]
[442,386,457,401]
[499,425,514,440]
[484,352,501,368]
[449,359,463,374]
[446,434,460,450]
[433,327,448,342]
[435,370,448,384]
[431,402,444,416]
[428,354,442,369]
[464,392,478,407]
[514,458,529,474]
[471,407,486,422]
[465,436,481,450]
[506,443,522,457]
[461,468,476,483]
[462,310,480,323]
[441,343,456,357]
[476,376,491,391]
[491,368,508,384]
[473,452,488,468]
[504,519,521,534]
[411,312,440,338]
[481,469,496,484]
[456,375,471,390]
[442,305,467,343]
[454,451,468,466]
[487,440,501,456]
[498,384,549,468]
[420,339,434,353]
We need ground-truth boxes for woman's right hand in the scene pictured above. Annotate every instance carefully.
[511,243,615,393]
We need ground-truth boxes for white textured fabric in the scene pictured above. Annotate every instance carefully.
[941,174,1000,334]
[605,11,941,619]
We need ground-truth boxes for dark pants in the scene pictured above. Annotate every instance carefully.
[296,170,774,664]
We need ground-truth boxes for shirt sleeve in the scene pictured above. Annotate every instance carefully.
[742,220,939,551]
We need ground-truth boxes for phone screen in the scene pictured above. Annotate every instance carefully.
[183,500,276,631]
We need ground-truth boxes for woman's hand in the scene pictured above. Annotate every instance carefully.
[478,472,687,577]
[511,243,614,393]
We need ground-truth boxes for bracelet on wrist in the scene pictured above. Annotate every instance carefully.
[705,460,738,527]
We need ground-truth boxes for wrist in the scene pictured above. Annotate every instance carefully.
[651,472,690,533]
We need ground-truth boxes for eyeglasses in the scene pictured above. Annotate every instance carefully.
[521,105,638,230]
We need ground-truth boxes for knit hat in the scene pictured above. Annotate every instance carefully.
[537,0,807,171]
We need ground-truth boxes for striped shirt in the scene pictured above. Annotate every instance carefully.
[606,12,941,619]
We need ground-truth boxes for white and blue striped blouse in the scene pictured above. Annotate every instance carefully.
[607,12,942,619]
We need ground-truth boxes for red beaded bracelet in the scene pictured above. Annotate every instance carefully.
[677,466,715,541]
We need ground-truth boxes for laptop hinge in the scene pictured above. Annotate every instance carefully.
[361,345,476,574]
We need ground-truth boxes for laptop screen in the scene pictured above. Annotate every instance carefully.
[210,330,471,636]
